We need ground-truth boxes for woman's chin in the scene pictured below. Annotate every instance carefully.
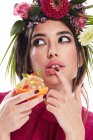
[44,75,61,87]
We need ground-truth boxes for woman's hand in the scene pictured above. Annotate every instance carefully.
[0,90,43,134]
[46,70,85,139]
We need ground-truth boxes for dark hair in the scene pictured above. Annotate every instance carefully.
[15,28,33,79]
[15,19,89,91]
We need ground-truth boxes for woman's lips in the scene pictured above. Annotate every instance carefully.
[45,60,65,75]
[46,60,65,69]
[45,67,65,75]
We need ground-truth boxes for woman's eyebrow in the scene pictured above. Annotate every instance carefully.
[31,31,73,40]
[31,33,46,39]
[57,31,73,36]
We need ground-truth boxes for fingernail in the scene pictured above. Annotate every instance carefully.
[43,94,47,99]
[34,90,39,94]
[55,67,59,72]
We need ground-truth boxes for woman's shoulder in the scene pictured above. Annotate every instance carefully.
[0,92,9,103]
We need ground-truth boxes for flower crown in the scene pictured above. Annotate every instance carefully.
[0,0,93,84]
[11,0,93,35]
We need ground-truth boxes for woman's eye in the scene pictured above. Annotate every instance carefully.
[32,39,46,47]
[58,36,70,43]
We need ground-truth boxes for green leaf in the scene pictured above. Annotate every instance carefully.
[10,20,26,36]
[22,73,29,78]
[85,5,93,10]
[70,0,87,5]
[36,68,42,77]
[69,8,78,16]
[29,5,41,21]
[5,35,18,85]
[88,45,93,71]
[0,34,17,66]
[87,15,93,21]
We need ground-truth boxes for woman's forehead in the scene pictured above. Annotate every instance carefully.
[32,20,73,36]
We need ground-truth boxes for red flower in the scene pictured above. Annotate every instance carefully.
[74,16,87,30]
[13,2,30,19]
[41,0,70,19]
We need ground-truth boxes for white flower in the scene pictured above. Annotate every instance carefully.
[78,25,93,46]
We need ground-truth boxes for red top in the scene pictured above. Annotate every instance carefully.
[0,92,93,140]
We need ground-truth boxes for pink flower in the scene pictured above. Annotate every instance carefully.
[74,17,87,30]
[41,0,70,19]
[13,2,30,19]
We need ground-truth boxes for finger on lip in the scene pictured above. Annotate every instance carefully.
[55,68,64,83]
[55,67,60,72]
[55,68,71,94]
[55,68,67,82]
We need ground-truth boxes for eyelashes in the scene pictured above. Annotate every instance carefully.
[31,36,71,47]
[58,36,71,43]
[31,38,46,47]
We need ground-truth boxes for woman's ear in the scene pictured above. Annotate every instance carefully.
[78,52,84,67]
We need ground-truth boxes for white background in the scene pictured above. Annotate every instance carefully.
[0,0,93,111]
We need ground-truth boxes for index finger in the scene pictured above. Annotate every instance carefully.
[55,70,72,94]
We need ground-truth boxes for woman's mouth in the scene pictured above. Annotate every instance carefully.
[45,60,65,76]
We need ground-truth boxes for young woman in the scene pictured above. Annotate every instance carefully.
[0,0,93,140]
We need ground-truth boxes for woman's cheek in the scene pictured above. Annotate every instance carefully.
[61,49,78,80]
[30,51,45,74]
[64,59,78,80]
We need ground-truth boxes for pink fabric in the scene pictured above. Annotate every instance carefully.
[0,92,93,140]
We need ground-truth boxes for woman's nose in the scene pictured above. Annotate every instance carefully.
[47,49,58,58]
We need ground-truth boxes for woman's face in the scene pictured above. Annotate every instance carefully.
[30,20,78,88]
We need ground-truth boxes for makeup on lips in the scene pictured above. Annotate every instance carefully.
[45,60,65,75]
